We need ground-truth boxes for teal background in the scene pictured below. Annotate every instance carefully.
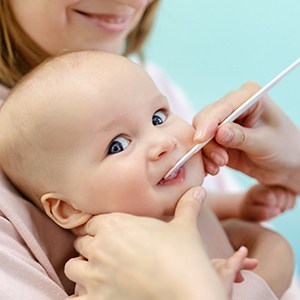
[145,0,300,274]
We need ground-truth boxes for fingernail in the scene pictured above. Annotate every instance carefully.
[193,187,206,204]
[211,152,227,166]
[238,245,247,252]
[273,208,281,216]
[194,129,204,141]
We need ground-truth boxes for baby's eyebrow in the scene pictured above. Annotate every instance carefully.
[95,113,129,134]
[153,94,169,107]
[98,119,118,132]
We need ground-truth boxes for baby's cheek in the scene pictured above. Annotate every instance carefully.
[183,125,196,146]
[171,116,195,141]
[189,154,205,185]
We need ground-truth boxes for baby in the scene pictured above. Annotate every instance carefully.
[0,51,293,299]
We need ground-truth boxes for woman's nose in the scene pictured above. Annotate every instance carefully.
[148,135,177,161]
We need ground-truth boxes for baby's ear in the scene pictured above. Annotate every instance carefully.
[41,193,91,229]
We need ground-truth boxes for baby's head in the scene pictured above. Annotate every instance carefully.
[0,51,204,229]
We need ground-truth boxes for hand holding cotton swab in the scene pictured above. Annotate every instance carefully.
[164,57,300,180]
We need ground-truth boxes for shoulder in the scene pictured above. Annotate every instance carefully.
[0,212,69,299]
[0,171,76,297]
[0,84,9,107]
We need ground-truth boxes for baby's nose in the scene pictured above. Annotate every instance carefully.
[149,136,177,160]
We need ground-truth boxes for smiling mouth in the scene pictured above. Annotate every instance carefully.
[75,11,129,32]
[158,167,183,185]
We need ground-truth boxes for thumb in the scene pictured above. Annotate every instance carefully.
[217,123,257,150]
[173,186,206,224]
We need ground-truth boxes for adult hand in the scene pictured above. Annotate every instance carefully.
[65,187,228,300]
[193,81,300,194]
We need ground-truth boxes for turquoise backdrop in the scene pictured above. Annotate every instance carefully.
[145,0,300,274]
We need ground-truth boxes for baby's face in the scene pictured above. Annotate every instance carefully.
[46,55,205,220]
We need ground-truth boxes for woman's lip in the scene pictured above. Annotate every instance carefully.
[158,167,185,186]
[75,10,129,33]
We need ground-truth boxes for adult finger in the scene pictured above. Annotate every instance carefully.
[64,257,88,287]
[287,192,296,210]
[73,235,95,259]
[79,212,131,236]
[280,190,296,212]
[202,155,220,176]
[201,139,228,167]
[193,82,261,142]
[65,296,87,300]
[216,122,262,151]
[173,186,206,225]
[215,96,275,150]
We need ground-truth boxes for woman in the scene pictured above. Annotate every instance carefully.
[0,0,295,299]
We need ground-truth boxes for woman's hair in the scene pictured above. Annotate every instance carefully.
[0,0,160,89]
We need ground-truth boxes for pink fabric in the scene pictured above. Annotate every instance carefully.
[233,271,278,299]
[0,84,8,108]
[0,171,76,299]
[0,87,76,298]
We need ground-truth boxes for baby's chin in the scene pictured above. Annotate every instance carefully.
[184,158,205,187]
[161,185,198,219]
[160,215,174,222]
[186,170,204,188]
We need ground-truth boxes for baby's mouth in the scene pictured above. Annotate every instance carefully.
[158,167,182,185]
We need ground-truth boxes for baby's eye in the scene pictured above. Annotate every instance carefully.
[152,110,167,126]
[108,136,130,154]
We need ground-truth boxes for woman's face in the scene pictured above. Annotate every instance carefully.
[9,0,151,55]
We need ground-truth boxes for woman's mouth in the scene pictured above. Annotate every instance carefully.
[75,11,129,33]
[158,167,184,185]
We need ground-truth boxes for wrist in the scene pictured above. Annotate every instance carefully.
[276,136,300,194]
[287,139,300,193]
